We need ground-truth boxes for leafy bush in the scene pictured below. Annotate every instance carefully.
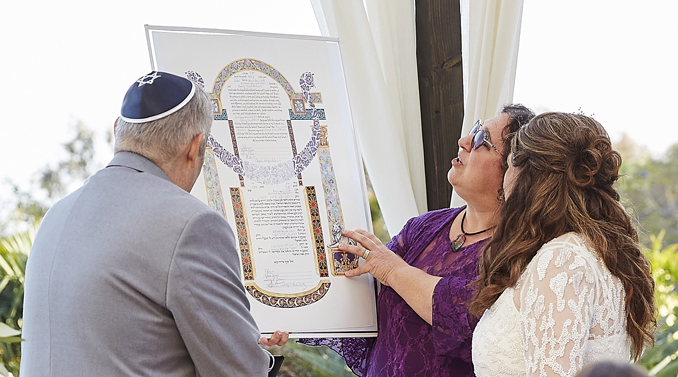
[639,231,678,376]
[0,225,34,376]
[272,341,357,377]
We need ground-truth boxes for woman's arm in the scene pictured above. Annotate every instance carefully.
[342,228,480,360]
[340,229,442,324]
[517,238,601,377]
[386,264,442,324]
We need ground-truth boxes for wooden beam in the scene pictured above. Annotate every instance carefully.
[415,0,465,211]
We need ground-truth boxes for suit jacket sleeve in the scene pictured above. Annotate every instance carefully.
[166,208,268,376]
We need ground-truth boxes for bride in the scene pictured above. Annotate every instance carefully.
[470,112,656,376]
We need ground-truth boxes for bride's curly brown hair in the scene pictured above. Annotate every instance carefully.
[470,112,656,360]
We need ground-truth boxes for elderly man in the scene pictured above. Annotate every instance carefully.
[21,71,276,376]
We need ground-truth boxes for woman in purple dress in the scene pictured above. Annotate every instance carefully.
[300,104,534,377]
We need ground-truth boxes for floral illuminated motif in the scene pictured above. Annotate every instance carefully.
[185,70,205,89]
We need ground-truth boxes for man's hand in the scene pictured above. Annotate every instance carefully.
[259,331,289,347]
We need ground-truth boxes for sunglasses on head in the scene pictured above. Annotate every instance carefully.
[469,120,502,155]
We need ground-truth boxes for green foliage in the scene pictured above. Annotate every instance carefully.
[38,121,95,200]
[0,226,34,377]
[0,121,96,376]
[1,121,96,238]
[368,190,390,244]
[638,231,678,376]
[0,323,22,344]
[363,169,390,245]
[272,342,357,377]
[617,144,678,246]
[615,140,678,375]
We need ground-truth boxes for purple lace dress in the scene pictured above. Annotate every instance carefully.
[300,206,487,377]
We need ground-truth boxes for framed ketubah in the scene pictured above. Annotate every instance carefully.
[146,25,377,337]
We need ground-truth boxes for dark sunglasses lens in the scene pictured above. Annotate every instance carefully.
[472,130,485,149]
[469,122,480,136]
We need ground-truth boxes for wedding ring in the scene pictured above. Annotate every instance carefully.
[362,248,371,259]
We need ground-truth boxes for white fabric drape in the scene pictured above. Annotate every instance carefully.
[312,0,425,235]
[452,0,526,207]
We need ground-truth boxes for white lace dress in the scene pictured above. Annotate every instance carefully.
[472,233,631,377]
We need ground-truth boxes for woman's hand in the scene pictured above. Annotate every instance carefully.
[339,229,406,286]
[341,229,442,324]
[259,331,289,347]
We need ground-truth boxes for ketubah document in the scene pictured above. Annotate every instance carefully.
[146,25,378,337]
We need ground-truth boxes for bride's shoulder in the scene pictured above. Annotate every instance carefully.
[524,232,601,281]
[537,232,598,260]
[541,232,590,251]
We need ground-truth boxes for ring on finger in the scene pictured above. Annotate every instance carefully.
[362,248,371,259]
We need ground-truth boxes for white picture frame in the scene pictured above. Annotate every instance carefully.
[146,25,378,337]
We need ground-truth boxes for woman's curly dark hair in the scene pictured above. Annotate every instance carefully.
[470,112,656,360]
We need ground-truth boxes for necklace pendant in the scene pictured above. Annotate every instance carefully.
[451,233,466,252]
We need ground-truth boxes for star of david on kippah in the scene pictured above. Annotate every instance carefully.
[120,71,196,123]
[136,72,162,87]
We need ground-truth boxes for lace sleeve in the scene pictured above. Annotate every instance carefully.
[297,337,374,376]
[517,239,599,377]
[431,275,478,361]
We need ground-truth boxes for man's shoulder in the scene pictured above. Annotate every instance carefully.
[70,166,215,230]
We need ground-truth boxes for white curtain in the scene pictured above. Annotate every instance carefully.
[312,0,425,235]
[452,0,526,207]
[311,0,526,224]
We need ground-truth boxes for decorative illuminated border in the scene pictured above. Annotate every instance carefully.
[246,281,331,308]
[305,186,329,278]
[288,109,326,121]
[288,120,303,186]
[230,186,331,307]
[230,187,254,280]
[202,146,227,219]
[210,58,322,106]
[318,126,359,275]
[226,119,245,186]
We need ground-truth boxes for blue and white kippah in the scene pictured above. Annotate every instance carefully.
[120,71,196,123]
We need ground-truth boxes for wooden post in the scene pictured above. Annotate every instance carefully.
[415,0,465,211]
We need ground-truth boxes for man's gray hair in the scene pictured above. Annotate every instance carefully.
[115,86,213,164]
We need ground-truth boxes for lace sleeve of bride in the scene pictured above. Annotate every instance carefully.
[517,236,600,377]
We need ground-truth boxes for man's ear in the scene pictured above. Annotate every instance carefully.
[114,118,119,133]
[186,132,204,168]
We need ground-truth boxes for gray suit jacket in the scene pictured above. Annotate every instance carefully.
[21,151,268,376]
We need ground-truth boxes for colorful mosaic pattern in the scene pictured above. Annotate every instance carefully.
[288,109,326,121]
[230,187,254,280]
[333,251,359,275]
[202,146,227,219]
[245,281,331,308]
[214,108,228,121]
[305,186,329,278]
[318,126,359,275]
